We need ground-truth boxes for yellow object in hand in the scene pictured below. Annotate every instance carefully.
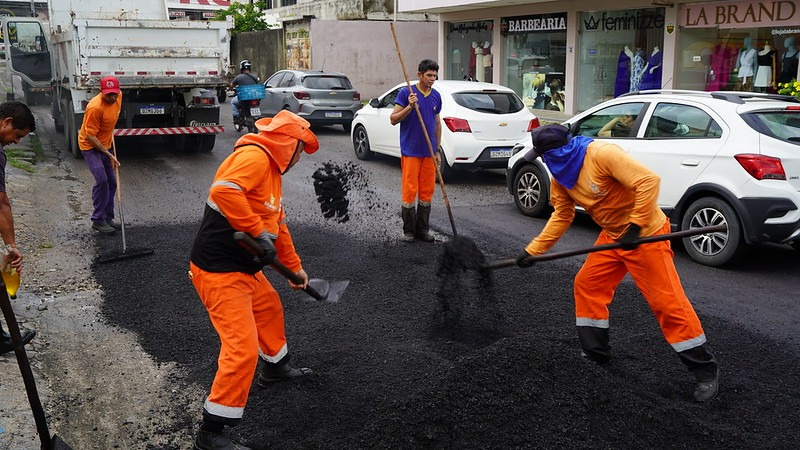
[2,265,20,299]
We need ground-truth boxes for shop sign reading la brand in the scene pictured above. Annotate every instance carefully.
[681,0,798,29]
[501,13,568,35]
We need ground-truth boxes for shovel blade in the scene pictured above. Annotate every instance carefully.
[307,278,349,303]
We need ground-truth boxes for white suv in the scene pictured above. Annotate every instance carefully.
[506,90,800,267]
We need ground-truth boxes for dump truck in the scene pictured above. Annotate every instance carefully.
[1,0,231,156]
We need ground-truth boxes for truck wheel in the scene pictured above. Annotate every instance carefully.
[53,98,65,133]
[66,102,82,159]
[197,135,215,153]
[217,88,227,103]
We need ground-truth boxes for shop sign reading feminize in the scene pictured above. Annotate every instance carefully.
[580,9,665,32]
[501,13,568,34]
[681,0,799,29]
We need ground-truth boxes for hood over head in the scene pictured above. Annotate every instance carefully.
[234,110,320,173]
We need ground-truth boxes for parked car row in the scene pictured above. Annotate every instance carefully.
[249,68,800,267]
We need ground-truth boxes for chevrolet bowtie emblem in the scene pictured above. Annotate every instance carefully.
[498,122,508,127]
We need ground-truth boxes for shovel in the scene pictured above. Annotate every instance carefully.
[0,281,74,449]
[483,225,728,270]
[233,231,349,303]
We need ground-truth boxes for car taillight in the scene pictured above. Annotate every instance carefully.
[527,118,541,132]
[443,117,471,133]
[353,92,361,101]
[293,91,311,100]
[734,154,786,180]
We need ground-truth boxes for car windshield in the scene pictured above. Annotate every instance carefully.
[747,111,800,144]
[302,75,352,90]
[451,91,525,114]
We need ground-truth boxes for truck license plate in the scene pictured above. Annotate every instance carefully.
[325,111,342,118]
[490,148,512,158]
[250,107,261,117]
[139,106,165,115]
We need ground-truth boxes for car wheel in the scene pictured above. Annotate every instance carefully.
[352,125,373,160]
[681,197,747,267]
[513,163,550,218]
[342,122,352,133]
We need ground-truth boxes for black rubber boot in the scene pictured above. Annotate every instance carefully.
[257,354,313,387]
[401,206,416,242]
[577,326,611,367]
[678,344,719,402]
[415,204,435,242]
[0,322,36,355]
[194,429,250,450]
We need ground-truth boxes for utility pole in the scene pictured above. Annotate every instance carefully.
[30,0,36,17]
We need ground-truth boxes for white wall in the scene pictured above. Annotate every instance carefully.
[310,20,438,99]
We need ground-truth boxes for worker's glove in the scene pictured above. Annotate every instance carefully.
[516,251,535,268]
[254,231,277,265]
[619,224,641,251]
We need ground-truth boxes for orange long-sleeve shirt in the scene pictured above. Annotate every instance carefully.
[78,93,122,151]
[526,140,666,255]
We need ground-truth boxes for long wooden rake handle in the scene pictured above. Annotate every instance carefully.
[390,22,458,238]
[483,225,728,270]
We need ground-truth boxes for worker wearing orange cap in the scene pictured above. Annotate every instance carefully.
[188,110,320,450]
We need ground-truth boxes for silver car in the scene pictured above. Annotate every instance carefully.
[262,69,362,132]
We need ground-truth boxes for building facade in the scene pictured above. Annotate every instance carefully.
[400,0,800,114]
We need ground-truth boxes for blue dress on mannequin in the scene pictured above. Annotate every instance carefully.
[630,50,645,92]
[614,50,631,97]
[640,50,663,90]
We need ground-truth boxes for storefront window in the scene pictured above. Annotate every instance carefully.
[445,20,494,82]
[501,13,567,112]
[676,1,800,93]
[577,8,665,111]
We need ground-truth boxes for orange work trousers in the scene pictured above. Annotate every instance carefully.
[401,155,436,208]
[573,220,707,352]
[189,262,289,421]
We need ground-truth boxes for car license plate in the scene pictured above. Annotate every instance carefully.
[490,148,512,158]
[325,111,343,118]
[250,107,261,117]
[139,106,165,115]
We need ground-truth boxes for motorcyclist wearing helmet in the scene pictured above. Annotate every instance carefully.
[230,60,260,121]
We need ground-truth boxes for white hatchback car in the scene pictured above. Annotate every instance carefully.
[506,90,800,267]
[351,80,539,180]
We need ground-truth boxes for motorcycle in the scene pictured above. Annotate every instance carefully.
[233,84,267,134]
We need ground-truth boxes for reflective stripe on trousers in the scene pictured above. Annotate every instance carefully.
[573,220,706,352]
[189,262,289,420]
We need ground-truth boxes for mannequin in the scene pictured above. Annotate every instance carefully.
[614,45,633,97]
[640,46,663,90]
[469,41,479,80]
[754,42,777,92]
[735,37,757,91]
[779,36,799,84]
[481,41,492,83]
[630,48,646,92]
[474,42,485,82]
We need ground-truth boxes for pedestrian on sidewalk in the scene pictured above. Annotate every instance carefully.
[188,110,319,450]
[0,101,36,354]
[390,59,442,243]
[78,76,122,235]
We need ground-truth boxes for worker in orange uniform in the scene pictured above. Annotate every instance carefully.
[188,110,319,450]
[517,124,719,402]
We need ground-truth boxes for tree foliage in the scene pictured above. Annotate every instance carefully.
[215,0,271,35]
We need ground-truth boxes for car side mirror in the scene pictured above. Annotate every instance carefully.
[369,98,379,108]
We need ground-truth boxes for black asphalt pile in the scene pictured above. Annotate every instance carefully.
[92,222,800,450]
